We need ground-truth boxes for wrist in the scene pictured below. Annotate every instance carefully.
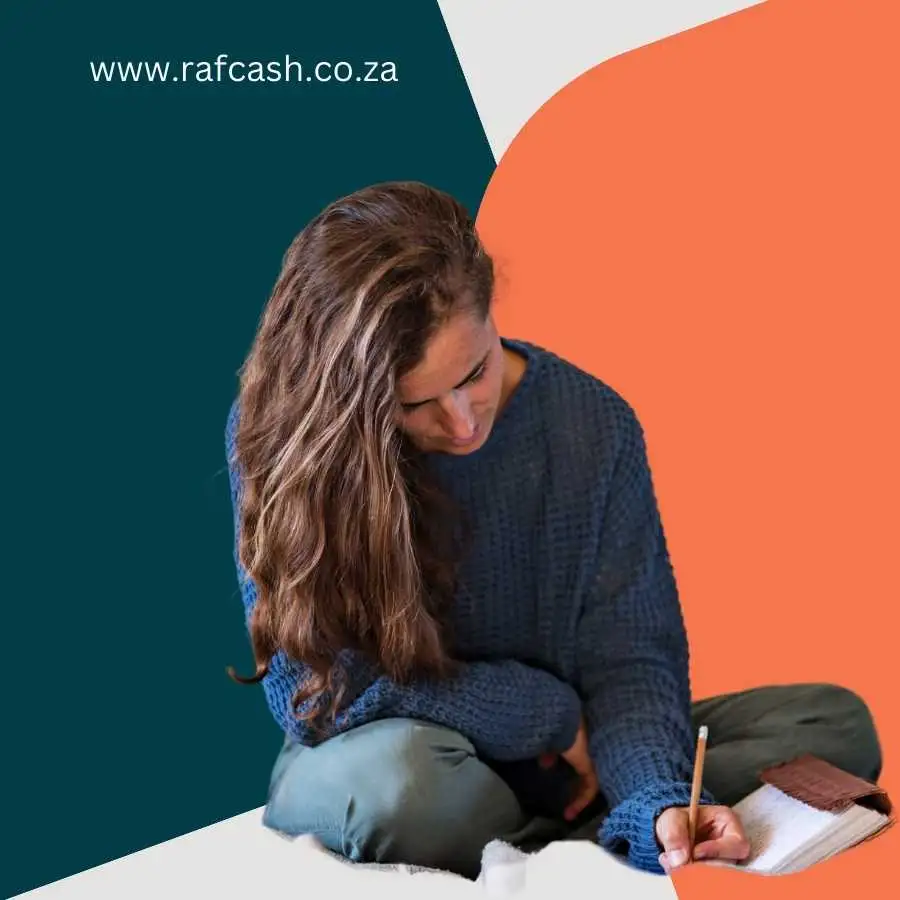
[546,685,582,753]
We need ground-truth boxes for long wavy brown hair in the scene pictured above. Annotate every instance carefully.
[228,181,493,726]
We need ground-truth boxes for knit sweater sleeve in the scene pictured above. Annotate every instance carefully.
[576,400,715,873]
[233,565,581,760]
[225,408,582,762]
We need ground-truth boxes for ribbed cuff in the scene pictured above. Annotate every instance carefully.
[598,780,717,874]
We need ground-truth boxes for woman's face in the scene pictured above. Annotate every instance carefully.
[396,311,506,455]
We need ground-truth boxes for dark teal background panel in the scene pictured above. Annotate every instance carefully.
[1,1,493,895]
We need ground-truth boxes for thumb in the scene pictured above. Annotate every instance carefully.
[656,809,691,870]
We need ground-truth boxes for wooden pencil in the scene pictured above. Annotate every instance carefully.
[688,725,708,853]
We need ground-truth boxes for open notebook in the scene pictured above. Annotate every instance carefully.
[710,755,893,875]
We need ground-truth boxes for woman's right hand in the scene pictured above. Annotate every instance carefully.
[540,717,599,821]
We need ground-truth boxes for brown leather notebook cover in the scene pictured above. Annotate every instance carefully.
[760,754,892,816]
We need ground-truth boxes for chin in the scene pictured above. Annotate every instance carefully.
[439,421,491,455]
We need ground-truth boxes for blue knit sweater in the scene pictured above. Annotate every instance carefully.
[226,338,711,873]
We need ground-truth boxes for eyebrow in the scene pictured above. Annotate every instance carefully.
[400,351,490,408]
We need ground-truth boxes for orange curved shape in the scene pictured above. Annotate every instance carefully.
[477,0,899,893]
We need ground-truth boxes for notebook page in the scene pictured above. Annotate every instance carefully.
[732,784,840,873]
[779,802,867,873]
[785,805,891,874]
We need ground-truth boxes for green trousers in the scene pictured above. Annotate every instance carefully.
[262,683,881,878]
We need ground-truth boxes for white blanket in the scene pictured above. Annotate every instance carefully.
[283,833,678,900]
[14,809,676,899]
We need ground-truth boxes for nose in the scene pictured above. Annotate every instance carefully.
[440,390,475,438]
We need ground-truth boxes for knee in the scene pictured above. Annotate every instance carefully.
[339,722,477,864]
[263,719,493,872]
[812,684,882,781]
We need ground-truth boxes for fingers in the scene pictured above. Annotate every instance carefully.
[693,808,750,861]
[659,852,684,876]
[561,717,592,763]
[693,834,751,862]
[563,772,599,821]
[656,808,692,872]
[659,847,692,874]
[657,806,750,872]
[559,719,599,820]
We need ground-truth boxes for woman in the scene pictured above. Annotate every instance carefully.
[225,181,881,878]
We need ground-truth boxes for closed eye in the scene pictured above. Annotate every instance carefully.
[466,362,487,383]
[399,353,490,411]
